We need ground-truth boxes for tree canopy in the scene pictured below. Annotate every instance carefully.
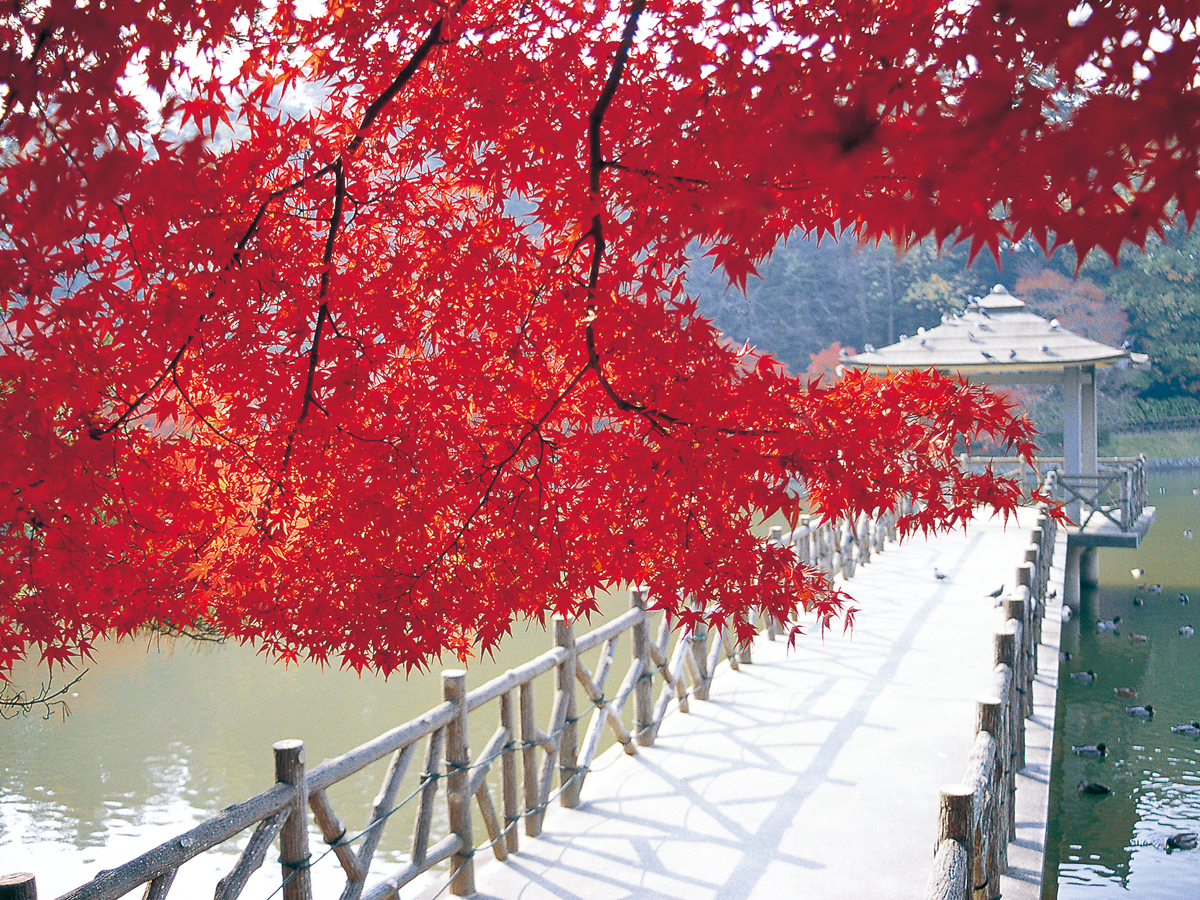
[2,0,1195,677]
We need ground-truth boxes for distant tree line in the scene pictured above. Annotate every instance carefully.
[687,224,1200,424]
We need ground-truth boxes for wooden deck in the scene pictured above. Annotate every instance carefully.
[449,515,1066,900]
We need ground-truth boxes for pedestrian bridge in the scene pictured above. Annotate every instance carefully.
[14,508,1064,900]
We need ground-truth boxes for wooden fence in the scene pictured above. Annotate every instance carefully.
[924,509,1058,900]
[4,506,913,900]
[21,493,1082,900]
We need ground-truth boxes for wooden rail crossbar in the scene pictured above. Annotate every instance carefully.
[32,504,915,900]
[925,509,1058,900]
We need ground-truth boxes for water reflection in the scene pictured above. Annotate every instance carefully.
[1047,470,1200,900]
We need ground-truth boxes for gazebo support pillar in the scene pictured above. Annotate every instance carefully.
[1064,543,1082,611]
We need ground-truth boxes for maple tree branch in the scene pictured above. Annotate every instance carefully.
[92,332,196,438]
[0,668,87,721]
[604,161,708,190]
[410,363,590,585]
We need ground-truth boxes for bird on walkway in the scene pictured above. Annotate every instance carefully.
[1181,625,1194,636]
[1168,833,1199,851]
[987,585,1004,598]
[1127,705,1155,718]
[1079,781,1111,794]
[1097,616,1122,632]
[1115,687,1138,698]
[1070,670,1098,684]
[934,568,947,580]
[1171,722,1200,736]
[1072,743,1107,757]
[1129,633,1150,644]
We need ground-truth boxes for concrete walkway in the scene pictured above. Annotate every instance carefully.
[451,513,1065,900]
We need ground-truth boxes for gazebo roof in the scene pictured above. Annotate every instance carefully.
[843,285,1144,375]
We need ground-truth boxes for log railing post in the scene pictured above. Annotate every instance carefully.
[519,680,539,837]
[0,874,37,900]
[443,670,475,896]
[499,688,519,854]
[934,786,975,900]
[555,618,581,808]
[690,611,711,701]
[994,631,1019,836]
[976,698,1007,893]
[630,588,654,746]
[274,740,313,900]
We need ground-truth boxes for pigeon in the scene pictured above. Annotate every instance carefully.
[987,585,1004,598]
[1127,705,1154,718]
[1171,722,1200,736]
[1132,568,1145,579]
[1008,349,1017,359]
[1097,616,1122,632]
[934,568,947,580]
[1070,670,1097,684]
[1148,584,1163,593]
[1181,593,1190,605]
[1181,625,1194,636]
[1072,743,1107,757]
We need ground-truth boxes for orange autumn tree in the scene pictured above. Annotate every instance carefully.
[1,0,1197,676]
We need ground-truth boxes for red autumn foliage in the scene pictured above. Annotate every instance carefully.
[805,343,853,384]
[1015,271,1131,348]
[3,0,1192,676]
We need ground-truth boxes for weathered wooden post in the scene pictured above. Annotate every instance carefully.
[976,698,1007,893]
[519,679,539,837]
[0,874,36,900]
[994,629,1019,837]
[930,785,975,900]
[443,670,475,896]
[499,688,519,853]
[631,588,655,745]
[690,609,711,701]
[555,617,581,808]
[274,740,313,900]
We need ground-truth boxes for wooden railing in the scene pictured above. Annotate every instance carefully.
[959,454,1148,533]
[12,494,1058,900]
[17,503,916,900]
[925,510,1058,900]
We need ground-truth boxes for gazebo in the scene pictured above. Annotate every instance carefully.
[843,284,1154,607]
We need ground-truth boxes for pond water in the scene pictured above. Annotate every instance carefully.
[1046,468,1200,899]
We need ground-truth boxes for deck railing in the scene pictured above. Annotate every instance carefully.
[959,454,1148,533]
[10,506,916,900]
[925,509,1058,900]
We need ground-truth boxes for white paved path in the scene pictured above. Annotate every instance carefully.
[446,514,1065,900]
